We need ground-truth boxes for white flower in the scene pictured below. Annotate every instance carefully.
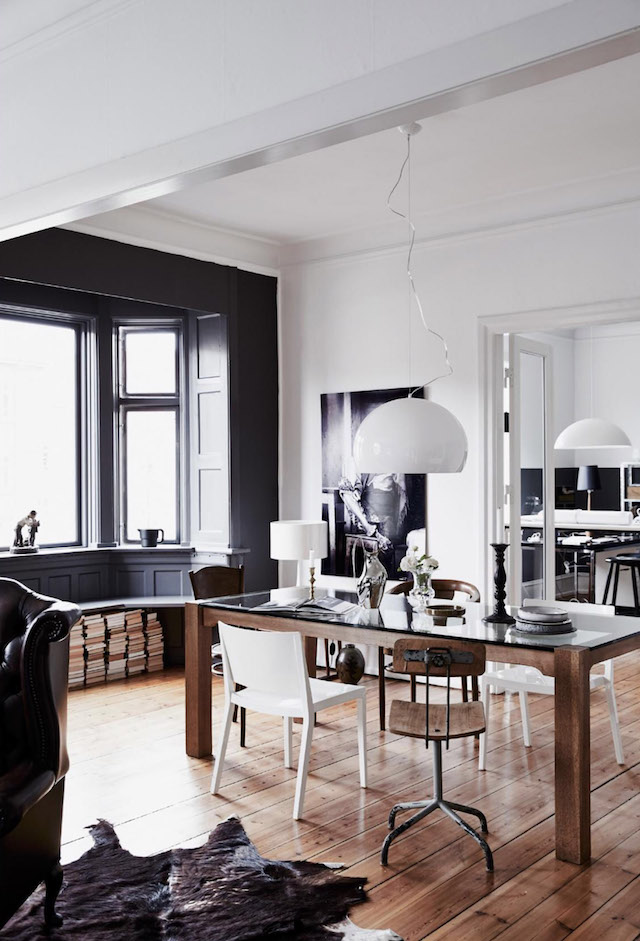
[399,552,419,573]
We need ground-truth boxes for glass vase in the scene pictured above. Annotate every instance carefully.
[408,571,435,612]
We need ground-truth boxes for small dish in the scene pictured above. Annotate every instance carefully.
[424,604,466,619]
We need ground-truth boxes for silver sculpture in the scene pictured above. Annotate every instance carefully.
[353,540,387,609]
[11,510,40,554]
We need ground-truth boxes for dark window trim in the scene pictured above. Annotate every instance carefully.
[114,320,184,546]
[0,307,93,550]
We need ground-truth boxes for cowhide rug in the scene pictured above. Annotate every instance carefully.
[2,816,402,940]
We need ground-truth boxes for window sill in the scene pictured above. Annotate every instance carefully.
[0,544,250,561]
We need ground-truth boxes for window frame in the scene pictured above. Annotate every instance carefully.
[115,321,185,546]
[0,307,92,551]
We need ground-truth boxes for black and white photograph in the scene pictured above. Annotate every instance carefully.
[321,387,426,578]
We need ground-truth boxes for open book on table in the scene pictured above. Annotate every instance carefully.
[254,596,357,616]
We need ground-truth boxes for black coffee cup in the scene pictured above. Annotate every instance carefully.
[138,528,165,548]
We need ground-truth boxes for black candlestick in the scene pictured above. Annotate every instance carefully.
[483,543,516,624]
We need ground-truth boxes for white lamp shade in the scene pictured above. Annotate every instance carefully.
[353,398,467,473]
[270,520,328,560]
[554,418,632,450]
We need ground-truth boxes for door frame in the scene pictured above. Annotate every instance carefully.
[507,335,555,603]
[478,296,640,605]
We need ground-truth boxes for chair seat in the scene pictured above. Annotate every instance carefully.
[485,664,607,693]
[233,677,363,717]
[389,699,485,740]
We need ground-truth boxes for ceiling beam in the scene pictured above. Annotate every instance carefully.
[2,2,639,241]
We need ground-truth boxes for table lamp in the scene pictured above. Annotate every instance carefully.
[577,464,601,511]
[270,520,328,599]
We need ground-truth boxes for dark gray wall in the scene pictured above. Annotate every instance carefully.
[0,228,278,591]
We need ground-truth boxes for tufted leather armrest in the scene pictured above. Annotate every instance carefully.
[0,578,80,839]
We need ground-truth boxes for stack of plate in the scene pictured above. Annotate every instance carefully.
[514,606,575,635]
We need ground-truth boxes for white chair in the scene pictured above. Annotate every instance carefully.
[479,600,624,769]
[211,622,367,819]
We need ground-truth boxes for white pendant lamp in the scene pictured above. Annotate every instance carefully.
[354,397,467,473]
[554,326,631,450]
[353,123,467,474]
[554,418,631,450]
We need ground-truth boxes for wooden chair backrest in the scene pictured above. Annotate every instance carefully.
[389,578,480,603]
[392,637,486,678]
[189,565,245,600]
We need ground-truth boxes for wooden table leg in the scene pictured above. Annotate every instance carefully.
[301,636,318,725]
[185,602,213,758]
[554,645,591,863]
[304,635,317,678]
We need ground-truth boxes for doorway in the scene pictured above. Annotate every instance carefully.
[481,299,640,608]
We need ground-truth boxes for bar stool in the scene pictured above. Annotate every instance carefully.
[602,554,640,614]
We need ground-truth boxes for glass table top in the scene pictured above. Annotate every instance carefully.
[199,589,640,653]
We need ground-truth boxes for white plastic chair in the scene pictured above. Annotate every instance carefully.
[479,600,624,769]
[211,622,367,819]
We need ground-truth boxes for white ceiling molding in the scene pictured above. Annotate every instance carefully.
[278,184,640,269]
[70,176,640,284]
[0,0,138,63]
[63,204,280,275]
[2,3,639,241]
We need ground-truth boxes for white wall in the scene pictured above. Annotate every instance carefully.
[574,322,640,467]
[279,202,640,590]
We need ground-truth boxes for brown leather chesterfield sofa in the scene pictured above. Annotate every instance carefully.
[0,577,80,929]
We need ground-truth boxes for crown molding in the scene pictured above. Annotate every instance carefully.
[63,204,281,275]
[65,168,640,279]
[0,0,139,65]
[279,170,640,268]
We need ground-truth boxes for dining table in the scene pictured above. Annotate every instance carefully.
[184,589,640,865]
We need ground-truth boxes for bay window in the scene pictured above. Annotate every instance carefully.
[0,314,82,548]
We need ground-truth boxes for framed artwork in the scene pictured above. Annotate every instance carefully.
[321,387,426,578]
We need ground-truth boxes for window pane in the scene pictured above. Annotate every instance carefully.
[0,318,78,546]
[125,410,177,541]
[124,331,176,395]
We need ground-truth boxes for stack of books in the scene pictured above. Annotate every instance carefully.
[145,612,164,673]
[84,613,106,686]
[126,609,146,676]
[105,611,127,682]
[68,620,86,689]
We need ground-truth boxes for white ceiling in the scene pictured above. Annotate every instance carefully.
[0,0,94,50]
[144,53,640,246]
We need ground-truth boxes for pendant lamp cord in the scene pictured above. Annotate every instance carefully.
[387,131,454,395]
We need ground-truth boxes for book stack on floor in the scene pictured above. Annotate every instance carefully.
[68,619,86,689]
[84,613,106,686]
[126,609,146,677]
[145,611,164,673]
[106,611,127,682]
[68,607,167,689]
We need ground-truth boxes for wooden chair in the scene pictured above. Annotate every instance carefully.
[381,637,493,871]
[189,564,245,599]
[189,565,247,746]
[378,579,481,730]
[212,622,367,819]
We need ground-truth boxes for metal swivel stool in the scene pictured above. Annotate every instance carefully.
[602,554,640,615]
[381,637,493,871]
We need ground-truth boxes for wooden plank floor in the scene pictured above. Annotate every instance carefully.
[62,654,640,940]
